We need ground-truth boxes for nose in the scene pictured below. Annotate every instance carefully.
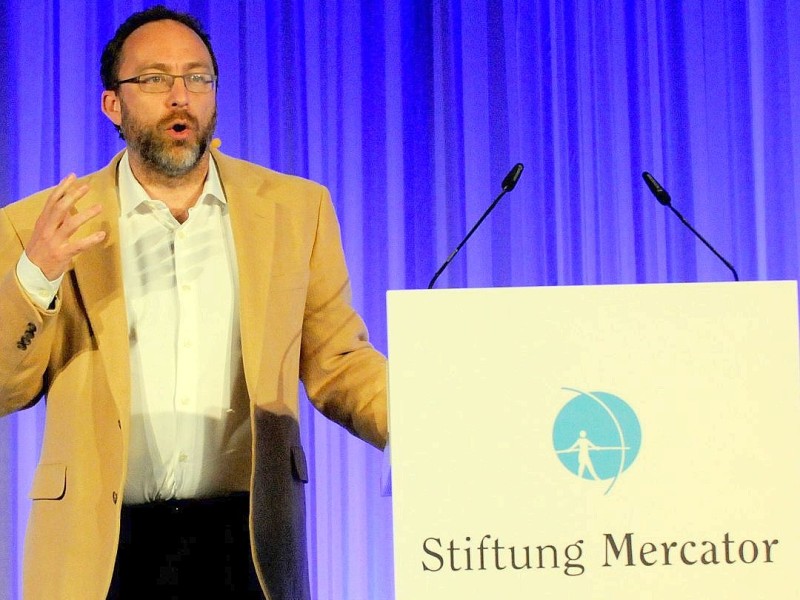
[166,76,190,107]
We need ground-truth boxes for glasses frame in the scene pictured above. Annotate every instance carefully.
[115,72,218,94]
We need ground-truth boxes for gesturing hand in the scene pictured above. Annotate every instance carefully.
[25,174,107,281]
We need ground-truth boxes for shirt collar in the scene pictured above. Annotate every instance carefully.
[118,151,227,216]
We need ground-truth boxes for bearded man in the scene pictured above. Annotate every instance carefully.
[0,5,387,599]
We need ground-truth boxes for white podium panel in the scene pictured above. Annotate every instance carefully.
[387,281,800,599]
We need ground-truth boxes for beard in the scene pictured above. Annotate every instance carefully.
[119,104,217,178]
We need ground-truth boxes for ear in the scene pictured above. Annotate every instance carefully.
[101,90,122,126]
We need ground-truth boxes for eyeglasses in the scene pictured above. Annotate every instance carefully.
[115,73,217,93]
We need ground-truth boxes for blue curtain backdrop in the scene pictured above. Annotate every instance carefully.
[1,0,799,598]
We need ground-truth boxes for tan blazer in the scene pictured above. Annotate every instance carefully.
[0,149,387,599]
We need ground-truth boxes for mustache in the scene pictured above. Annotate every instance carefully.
[159,112,199,129]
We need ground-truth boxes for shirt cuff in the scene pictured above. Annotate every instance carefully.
[16,252,63,310]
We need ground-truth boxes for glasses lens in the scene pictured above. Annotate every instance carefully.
[129,74,215,93]
[185,74,215,92]
[137,74,173,92]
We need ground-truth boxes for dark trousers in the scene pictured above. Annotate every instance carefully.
[107,493,264,599]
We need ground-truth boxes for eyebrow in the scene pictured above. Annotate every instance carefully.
[137,61,212,72]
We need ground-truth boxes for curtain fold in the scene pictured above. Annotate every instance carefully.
[2,1,799,598]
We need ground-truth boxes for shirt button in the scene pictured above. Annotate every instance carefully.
[180,397,190,406]
[112,491,118,504]
[177,230,187,240]
[178,453,188,463]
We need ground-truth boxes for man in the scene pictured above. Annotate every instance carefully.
[0,5,387,599]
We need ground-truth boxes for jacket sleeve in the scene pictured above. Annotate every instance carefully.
[298,187,388,449]
[0,207,59,417]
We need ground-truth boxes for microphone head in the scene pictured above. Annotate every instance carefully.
[501,163,524,192]
[642,171,671,206]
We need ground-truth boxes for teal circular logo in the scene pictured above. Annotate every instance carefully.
[553,388,642,494]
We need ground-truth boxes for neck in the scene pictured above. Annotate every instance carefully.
[128,151,211,223]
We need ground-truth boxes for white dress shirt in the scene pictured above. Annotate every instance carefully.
[17,153,252,503]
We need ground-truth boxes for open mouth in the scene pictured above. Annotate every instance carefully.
[171,123,188,133]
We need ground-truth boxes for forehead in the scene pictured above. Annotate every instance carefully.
[118,19,213,74]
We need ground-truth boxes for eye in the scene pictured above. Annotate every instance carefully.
[140,74,168,85]
[186,74,212,85]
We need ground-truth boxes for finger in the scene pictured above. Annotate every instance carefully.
[50,182,91,220]
[37,180,91,237]
[58,203,103,240]
[63,230,107,259]
[41,173,78,213]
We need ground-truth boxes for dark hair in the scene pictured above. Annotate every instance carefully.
[100,5,219,91]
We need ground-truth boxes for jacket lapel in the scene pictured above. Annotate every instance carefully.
[70,152,132,426]
[213,149,275,402]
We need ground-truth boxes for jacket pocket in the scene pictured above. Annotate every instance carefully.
[29,462,67,500]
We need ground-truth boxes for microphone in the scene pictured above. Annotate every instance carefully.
[502,163,524,192]
[641,171,739,281]
[428,163,524,289]
[642,171,670,206]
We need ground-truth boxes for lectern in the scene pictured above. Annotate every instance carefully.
[387,282,800,598]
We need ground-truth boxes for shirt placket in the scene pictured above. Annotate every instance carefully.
[172,220,199,493]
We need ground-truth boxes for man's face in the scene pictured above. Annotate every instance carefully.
[102,20,217,178]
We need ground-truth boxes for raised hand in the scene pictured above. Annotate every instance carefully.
[25,174,106,281]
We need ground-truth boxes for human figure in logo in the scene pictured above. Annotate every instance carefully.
[568,430,600,480]
[557,430,631,481]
